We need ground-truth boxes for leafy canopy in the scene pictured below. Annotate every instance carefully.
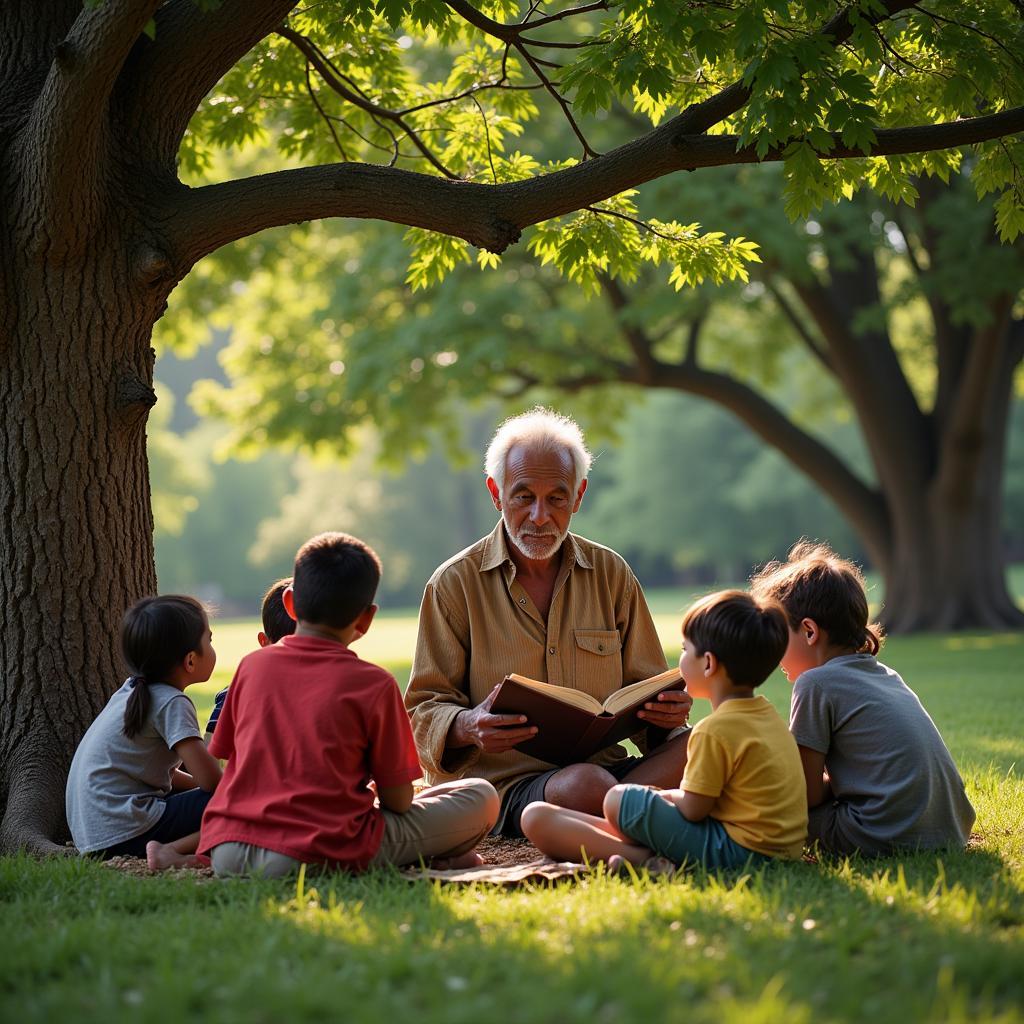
[160,2,1024,454]
[175,0,1024,299]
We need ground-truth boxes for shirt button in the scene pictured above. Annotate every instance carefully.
[549,646,556,654]
[598,644,604,651]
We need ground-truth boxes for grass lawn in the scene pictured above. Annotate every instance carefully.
[2,611,1022,1022]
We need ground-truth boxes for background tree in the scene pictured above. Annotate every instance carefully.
[3,1,1024,853]
[149,388,875,609]
[187,163,1024,631]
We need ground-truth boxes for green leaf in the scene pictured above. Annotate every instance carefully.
[994,189,1024,243]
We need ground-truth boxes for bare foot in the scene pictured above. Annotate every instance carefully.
[428,850,484,870]
[146,840,201,872]
[606,854,676,878]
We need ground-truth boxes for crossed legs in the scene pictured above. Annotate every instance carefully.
[521,786,652,864]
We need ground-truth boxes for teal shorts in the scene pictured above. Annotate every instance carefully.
[616,784,772,870]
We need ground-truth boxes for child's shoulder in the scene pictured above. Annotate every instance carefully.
[346,655,399,693]
[797,653,882,689]
[148,681,192,709]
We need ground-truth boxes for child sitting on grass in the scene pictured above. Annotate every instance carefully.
[193,532,499,878]
[65,596,222,868]
[204,577,295,744]
[751,540,975,857]
[521,590,807,872]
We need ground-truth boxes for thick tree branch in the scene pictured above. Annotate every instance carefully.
[24,0,161,240]
[162,0,1022,271]
[594,271,889,562]
[168,99,1024,270]
[168,165,524,267]
[670,106,1024,168]
[123,0,298,163]
[519,343,892,566]
[657,361,891,568]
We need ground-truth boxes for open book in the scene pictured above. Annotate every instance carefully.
[490,667,683,766]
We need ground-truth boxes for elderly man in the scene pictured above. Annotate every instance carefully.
[405,408,692,838]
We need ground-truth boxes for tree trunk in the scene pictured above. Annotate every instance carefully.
[884,328,1024,631]
[0,240,161,853]
[880,488,1023,634]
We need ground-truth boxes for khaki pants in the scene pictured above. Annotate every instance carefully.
[210,779,498,879]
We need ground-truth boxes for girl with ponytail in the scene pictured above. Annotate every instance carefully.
[751,541,975,857]
[65,595,222,870]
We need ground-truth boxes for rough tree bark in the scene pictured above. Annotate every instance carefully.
[0,243,162,855]
[1,0,1022,853]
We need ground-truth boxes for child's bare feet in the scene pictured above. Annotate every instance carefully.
[428,850,484,870]
[607,854,677,878]
[146,840,201,872]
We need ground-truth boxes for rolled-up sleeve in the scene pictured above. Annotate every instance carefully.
[404,580,481,778]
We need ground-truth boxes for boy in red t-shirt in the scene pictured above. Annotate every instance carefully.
[198,532,499,877]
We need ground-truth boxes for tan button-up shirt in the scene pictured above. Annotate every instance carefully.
[405,522,668,798]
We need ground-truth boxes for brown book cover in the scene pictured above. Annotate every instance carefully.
[490,667,683,766]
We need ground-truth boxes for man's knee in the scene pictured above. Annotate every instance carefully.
[544,763,617,815]
[430,778,500,831]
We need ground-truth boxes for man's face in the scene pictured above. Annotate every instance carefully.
[488,444,586,563]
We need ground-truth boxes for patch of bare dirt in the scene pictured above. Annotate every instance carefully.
[102,855,214,880]
[475,836,543,868]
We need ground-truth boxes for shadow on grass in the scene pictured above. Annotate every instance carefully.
[3,844,1022,1024]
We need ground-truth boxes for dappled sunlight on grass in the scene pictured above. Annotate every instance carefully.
[12,601,1019,1022]
[942,634,1024,651]
[943,633,1024,652]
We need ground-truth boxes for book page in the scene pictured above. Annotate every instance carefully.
[602,668,683,715]
[504,674,604,714]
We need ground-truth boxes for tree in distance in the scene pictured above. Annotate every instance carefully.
[2,0,1023,853]
[183,162,1024,635]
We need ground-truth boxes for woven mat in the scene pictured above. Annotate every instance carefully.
[400,859,588,885]
[399,836,589,885]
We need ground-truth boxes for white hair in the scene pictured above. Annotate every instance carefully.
[484,407,593,489]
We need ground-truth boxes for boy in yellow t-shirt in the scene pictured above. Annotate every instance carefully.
[521,590,807,871]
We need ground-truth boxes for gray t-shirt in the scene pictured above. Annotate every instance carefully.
[65,679,202,853]
[790,654,975,854]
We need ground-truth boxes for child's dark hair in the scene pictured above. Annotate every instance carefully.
[121,595,207,739]
[261,577,295,643]
[292,532,381,630]
[750,539,884,655]
[681,589,788,688]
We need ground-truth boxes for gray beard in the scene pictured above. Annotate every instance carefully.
[503,513,566,562]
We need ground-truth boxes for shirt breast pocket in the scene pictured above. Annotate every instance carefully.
[573,629,623,700]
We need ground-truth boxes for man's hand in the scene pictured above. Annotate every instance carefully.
[448,685,539,753]
[637,689,692,730]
